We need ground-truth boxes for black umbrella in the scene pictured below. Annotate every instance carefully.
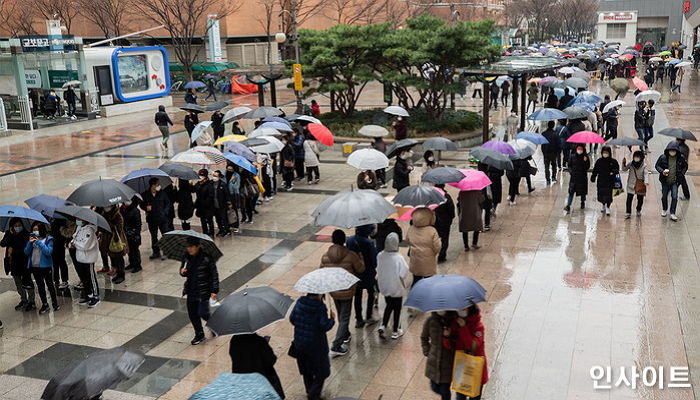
[393,185,446,208]
[180,103,206,113]
[158,162,199,180]
[41,347,144,400]
[121,168,173,194]
[658,127,697,141]
[422,137,458,151]
[240,138,269,147]
[56,206,111,232]
[67,178,138,207]
[207,286,293,336]
[25,194,74,219]
[244,106,283,119]
[421,167,465,184]
[470,146,514,170]
[205,101,229,112]
[156,230,223,261]
[607,137,645,147]
[386,139,419,158]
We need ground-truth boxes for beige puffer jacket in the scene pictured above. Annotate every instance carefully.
[405,208,441,278]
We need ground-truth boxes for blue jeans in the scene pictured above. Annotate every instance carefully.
[661,182,679,214]
[644,126,654,144]
[635,127,646,143]
[430,380,469,400]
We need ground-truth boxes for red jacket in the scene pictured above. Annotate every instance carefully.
[442,313,488,385]
[311,104,321,117]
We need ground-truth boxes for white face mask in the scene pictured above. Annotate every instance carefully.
[457,309,468,317]
[76,221,84,227]
[669,151,677,157]
[155,185,161,192]
[212,176,220,182]
[436,311,446,316]
[602,153,610,158]
[576,150,584,155]
[32,230,40,237]
[633,157,641,162]
[428,157,434,162]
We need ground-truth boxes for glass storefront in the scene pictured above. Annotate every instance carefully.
[637,27,666,46]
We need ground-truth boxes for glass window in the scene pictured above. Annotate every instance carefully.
[607,23,627,39]
[117,54,149,94]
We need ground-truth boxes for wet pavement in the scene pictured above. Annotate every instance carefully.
[0,73,698,400]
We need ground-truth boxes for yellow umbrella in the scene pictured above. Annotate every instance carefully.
[213,135,247,145]
[556,48,568,53]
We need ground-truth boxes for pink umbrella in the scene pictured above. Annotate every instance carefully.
[631,77,648,91]
[395,186,443,221]
[539,76,558,86]
[567,131,605,144]
[448,169,492,191]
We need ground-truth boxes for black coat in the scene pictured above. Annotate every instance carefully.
[141,190,172,225]
[0,229,29,276]
[434,192,455,232]
[567,152,590,196]
[541,129,560,155]
[229,334,285,399]
[281,144,295,164]
[63,89,77,104]
[194,180,215,218]
[184,113,198,134]
[373,220,402,252]
[211,179,230,210]
[174,180,195,221]
[392,157,411,190]
[122,202,142,243]
[180,252,219,299]
[655,142,688,184]
[479,164,503,205]
[591,156,620,203]
[211,112,225,140]
[155,111,173,127]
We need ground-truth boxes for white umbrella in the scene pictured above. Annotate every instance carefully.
[223,107,253,123]
[602,100,625,113]
[193,146,226,163]
[296,115,322,124]
[61,80,81,88]
[190,121,212,143]
[383,106,409,117]
[311,189,395,228]
[347,148,389,170]
[558,66,575,74]
[294,268,360,294]
[649,57,663,63]
[676,61,693,68]
[249,136,285,153]
[509,138,537,151]
[248,127,283,138]
[358,125,389,137]
[171,150,219,165]
[635,90,661,102]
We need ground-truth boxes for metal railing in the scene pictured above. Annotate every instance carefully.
[17,96,33,131]
[0,97,7,132]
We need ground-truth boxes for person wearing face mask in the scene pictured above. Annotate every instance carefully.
[122,197,142,273]
[591,146,620,216]
[457,189,484,251]
[392,116,408,140]
[49,218,70,291]
[304,136,321,184]
[141,177,173,259]
[211,170,232,237]
[211,109,225,143]
[564,144,590,214]
[103,204,128,284]
[644,100,656,152]
[71,218,100,307]
[423,150,436,172]
[195,169,216,235]
[406,208,441,287]
[655,141,688,221]
[174,178,195,230]
[421,310,458,400]
[356,170,378,190]
[676,138,691,200]
[622,150,648,218]
[24,223,59,314]
[281,135,296,191]
[392,150,414,192]
[442,305,488,400]
[1,218,35,311]
[225,165,241,233]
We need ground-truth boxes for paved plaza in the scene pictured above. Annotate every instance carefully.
[0,75,699,400]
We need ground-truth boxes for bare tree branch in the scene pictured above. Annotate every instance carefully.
[0,0,38,36]
[76,0,132,38]
[256,0,277,64]
[29,0,81,33]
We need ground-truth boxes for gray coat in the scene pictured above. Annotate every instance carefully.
[421,314,455,384]
[457,190,484,232]
[622,160,647,196]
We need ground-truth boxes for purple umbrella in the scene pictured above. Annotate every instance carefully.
[539,76,559,86]
[482,140,517,155]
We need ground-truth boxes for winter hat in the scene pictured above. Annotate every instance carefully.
[384,232,399,253]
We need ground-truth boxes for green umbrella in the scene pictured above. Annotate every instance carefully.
[658,50,672,56]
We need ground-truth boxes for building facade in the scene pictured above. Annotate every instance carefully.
[596,0,688,48]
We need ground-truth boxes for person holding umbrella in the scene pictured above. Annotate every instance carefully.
[406,208,441,287]
[644,100,656,152]
[421,310,459,400]
[122,197,142,273]
[174,179,195,230]
[434,184,455,263]
[1,218,35,312]
[142,178,173,259]
[541,121,561,184]
[604,104,620,141]
[591,146,620,216]
[195,169,216,234]
[63,85,77,120]
[376,232,410,339]
[228,334,285,399]
[634,101,648,148]
[211,170,232,237]
[205,79,217,101]
[184,111,199,149]
[346,224,379,329]
[442,305,488,399]
[622,151,648,218]
[292,128,306,181]
[211,109,225,143]
[304,136,321,184]
[102,205,128,284]
[371,136,388,187]
[392,116,408,140]
[180,236,219,345]
[655,142,688,221]
[281,135,296,191]
[564,144,590,213]
[458,189,484,251]
[154,105,174,152]
[24,222,59,314]
[185,88,198,104]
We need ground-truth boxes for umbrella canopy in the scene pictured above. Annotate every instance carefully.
[552,87,565,98]
[657,128,697,141]
[658,50,672,56]
[448,169,492,191]
[574,91,602,103]
[469,146,513,170]
[24,195,74,219]
[538,76,559,86]
[383,105,409,117]
[159,163,199,180]
[205,101,229,112]
[676,61,693,68]
[607,137,645,147]
[180,104,206,113]
[171,150,220,165]
[527,108,568,121]
[41,347,145,400]
[602,100,625,113]
[635,90,661,102]
[515,131,549,145]
[262,116,292,127]
[189,373,281,400]
[0,206,49,231]
[405,274,487,312]
[248,127,283,138]
[191,121,213,143]
[649,56,663,63]
[260,122,293,132]
[422,137,457,151]
[244,107,283,119]
[307,123,335,146]
[223,106,253,123]
[482,140,516,155]
[223,142,257,162]
[62,80,81,88]
[213,134,248,145]
[193,146,227,163]
[421,167,465,184]
[284,114,301,121]
[563,106,589,120]
[184,81,206,89]
[67,178,138,207]
[121,168,172,194]
[311,189,395,228]
[207,287,293,336]
[241,138,271,148]
[223,152,258,174]
[567,131,605,144]
[294,267,360,294]
[347,148,389,170]
[563,77,588,89]
[631,77,648,91]
[296,115,322,124]
[56,206,111,232]
[393,185,447,208]
[385,139,418,158]
[249,136,285,153]
[610,78,629,92]
[157,230,223,261]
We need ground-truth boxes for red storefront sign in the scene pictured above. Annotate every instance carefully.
[602,14,634,21]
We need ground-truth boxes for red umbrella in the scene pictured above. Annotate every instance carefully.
[567,131,605,144]
[632,77,648,91]
[307,123,334,146]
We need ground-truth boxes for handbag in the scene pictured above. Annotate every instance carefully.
[108,232,127,253]
[529,166,538,176]
[283,159,295,168]
[612,173,624,197]
[634,179,647,194]
[451,350,484,397]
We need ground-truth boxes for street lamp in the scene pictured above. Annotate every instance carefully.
[278,7,302,113]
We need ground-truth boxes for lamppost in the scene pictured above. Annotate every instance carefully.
[278,5,303,113]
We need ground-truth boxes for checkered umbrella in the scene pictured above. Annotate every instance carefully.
[156,230,223,262]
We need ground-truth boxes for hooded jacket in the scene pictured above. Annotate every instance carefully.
[376,233,410,298]
[319,244,365,300]
[655,141,688,184]
[72,224,99,264]
[373,219,402,252]
[567,147,590,196]
[406,208,441,278]
[591,146,620,201]
[24,235,54,269]
[155,106,173,127]
[289,295,334,378]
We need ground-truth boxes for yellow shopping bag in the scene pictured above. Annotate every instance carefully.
[451,350,484,397]
[254,176,265,195]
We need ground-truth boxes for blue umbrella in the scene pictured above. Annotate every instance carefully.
[24,195,74,219]
[553,87,565,98]
[121,168,173,194]
[184,81,206,90]
[570,94,602,105]
[224,142,257,163]
[262,116,292,127]
[223,152,258,175]
[190,373,281,400]
[204,74,218,79]
[527,108,568,121]
[405,274,486,312]
[515,131,549,145]
[0,205,49,231]
[259,121,293,132]
[666,59,681,66]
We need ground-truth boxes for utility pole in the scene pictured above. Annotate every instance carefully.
[279,3,303,114]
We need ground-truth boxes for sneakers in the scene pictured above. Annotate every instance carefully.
[285,187,293,192]
[39,304,50,314]
[637,211,642,217]
[74,282,84,290]
[670,214,679,221]
[564,205,571,214]
[53,304,60,312]
[130,266,142,273]
[58,281,69,290]
[661,210,668,217]
[78,298,90,306]
[355,320,365,329]
[14,301,26,311]
[580,202,586,210]
[330,347,348,357]
[125,265,134,271]
[391,329,404,340]
[307,181,313,185]
[624,213,631,219]
[509,200,516,206]
[546,180,551,185]
[471,244,481,250]
[342,335,352,344]
[191,334,206,345]
[605,206,611,216]
[528,187,535,193]
[88,298,100,308]
[552,179,557,184]
[112,276,125,284]
[313,179,320,184]
[378,326,386,339]
[601,205,606,213]
[106,269,117,276]
[365,318,379,326]
[483,225,491,231]
[24,302,36,312]
[160,254,167,261]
